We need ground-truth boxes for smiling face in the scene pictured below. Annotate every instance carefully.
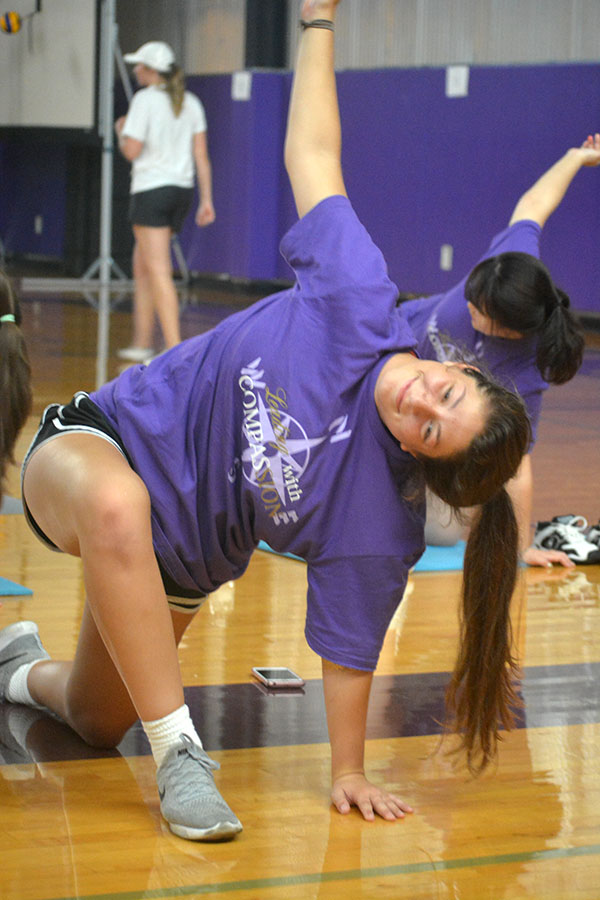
[374,355,488,458]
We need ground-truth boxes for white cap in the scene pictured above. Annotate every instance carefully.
[123,41,175,72]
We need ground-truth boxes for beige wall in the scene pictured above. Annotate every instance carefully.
[117,0,600,74]
[116,0,246,75]
[317,0,600,69]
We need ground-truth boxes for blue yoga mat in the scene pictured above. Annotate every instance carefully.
[257,540,303,562]
[0,576,33,596]
[412,541,465,572]
[257,540,466,572]
[0,496,24,514]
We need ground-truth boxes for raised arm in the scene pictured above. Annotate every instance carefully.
[284,0,346,219]
[509,133,600,228]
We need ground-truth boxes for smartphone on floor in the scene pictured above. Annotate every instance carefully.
[251,666,305,688]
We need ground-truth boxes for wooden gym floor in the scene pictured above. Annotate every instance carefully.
[0,287,599,900]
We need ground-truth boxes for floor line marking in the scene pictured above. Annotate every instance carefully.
[46,842,600,900]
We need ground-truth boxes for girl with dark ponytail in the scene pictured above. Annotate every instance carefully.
[0,270,32,504]
[465,252,583,386]
[400,136,600,569]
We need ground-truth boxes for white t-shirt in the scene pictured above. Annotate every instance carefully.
[122,84,207,194]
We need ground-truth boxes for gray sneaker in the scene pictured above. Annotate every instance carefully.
[0,703,43,764]
[0,621,49,702]
[156,734,243,841]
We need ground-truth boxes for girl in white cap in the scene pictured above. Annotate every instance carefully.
[115,41,215,362]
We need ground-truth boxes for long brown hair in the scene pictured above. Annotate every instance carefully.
[419,367,531,772]
[0,271,32,504]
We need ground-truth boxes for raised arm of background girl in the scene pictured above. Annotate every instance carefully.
[509,133,600,227]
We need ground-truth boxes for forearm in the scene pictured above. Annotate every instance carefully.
[509,148,586,228]
[195,154,213,206]
[506,454,533,556]
[322,658,372,779]
[118,135,143,162]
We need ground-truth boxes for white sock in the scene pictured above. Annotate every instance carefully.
[141,704,202,768]
[6,661,46,709]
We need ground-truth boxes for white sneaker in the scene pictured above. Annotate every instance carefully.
[586,520,600,548]
[550,514,600,548]
[533,515,600,565]
[116,346,155,363]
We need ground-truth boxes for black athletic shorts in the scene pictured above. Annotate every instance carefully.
[129,185,194,231]
[21,392,206,614]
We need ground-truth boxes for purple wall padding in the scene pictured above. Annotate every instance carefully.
[334,64,600,312]
[179,62,600,312]
[0,141,66,258]
[180,72,289,280]
[2,63,599,312]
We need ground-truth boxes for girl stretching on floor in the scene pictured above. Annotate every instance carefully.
[0,0,530,842]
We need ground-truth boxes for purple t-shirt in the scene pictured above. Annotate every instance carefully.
[400,220,547,444]
[92,196,425,671]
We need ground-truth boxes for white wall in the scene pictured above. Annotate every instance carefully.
[0,0,97,128]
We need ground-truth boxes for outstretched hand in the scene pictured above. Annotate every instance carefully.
[331,773,414,822]
[579,133,600,166]
[522,545,574,569]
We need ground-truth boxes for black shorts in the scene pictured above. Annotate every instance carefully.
[129,185,194,232]
[21,392,206,614]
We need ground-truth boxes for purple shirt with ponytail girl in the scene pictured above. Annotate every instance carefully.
[400,220,546,444]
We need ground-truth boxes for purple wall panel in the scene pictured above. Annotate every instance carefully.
[0,141,66,258]
[332,64,600,313]
[2,64,599,313]
[181,72,288,280]
[196,62,599,313]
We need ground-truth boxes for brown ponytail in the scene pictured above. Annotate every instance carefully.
[419,367,530,771]
[0,271,32,503]
[162,64,185,117]
[445,489,522,772]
